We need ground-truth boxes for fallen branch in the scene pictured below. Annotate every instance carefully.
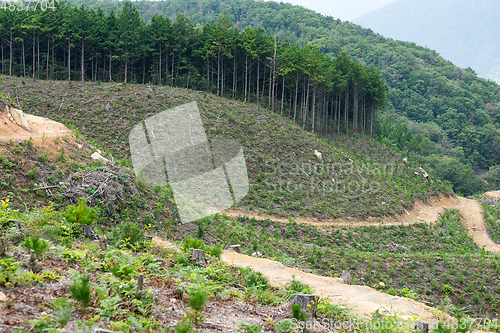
[33,185,59,191]
[103,83,123,89]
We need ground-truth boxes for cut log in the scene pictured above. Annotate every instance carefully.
[341,270,352,285]
[191,249,206,266]
[229,244,241,253]
[290,294,319,317]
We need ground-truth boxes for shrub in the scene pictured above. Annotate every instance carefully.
[240,267,269,289]
[109,221,147,251]
[238,322,264,333]
[63,197,98,227]
[21,234,49,259]
[206,244,222,258]
[187,287,209,312]
[291,304,308,322]
[182,237,204,252]
[70,274,92,307]
[174,317,195,333]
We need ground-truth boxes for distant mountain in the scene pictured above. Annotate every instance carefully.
[354,0,500,82]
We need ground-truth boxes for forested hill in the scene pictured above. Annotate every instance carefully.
[64,0,500,196]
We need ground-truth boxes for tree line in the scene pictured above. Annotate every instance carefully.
[0,0,387,136]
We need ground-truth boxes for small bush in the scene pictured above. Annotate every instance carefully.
[182,237,204,252]
[70,274,92,307]
[238,322,264,333]
[21,234,49,259]
[63,197,98,227]
[187,287,209,312]
[109,221,147,251]
[291,304,308,322]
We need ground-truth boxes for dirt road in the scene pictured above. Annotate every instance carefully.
[220,194,500,254]
[158,193,500,329]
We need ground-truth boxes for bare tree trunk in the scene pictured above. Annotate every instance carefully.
[46,36,49,79]
[68,39,71,81]
[206,57,209,91]
[244,54,248,102]
[1,38,4,75]
[81,39,84,81]
[256,58,260,105]
[32,31,35,78]
[159,44,161,85]
[293,73,298,122]
[353,83,358,134]
[22,40,26,77]
[344,86,349,133]
[37,33,40,79]
[109,50,112,81]
[311,86,316,132]
[271,36,277,113]
[171,52,174,86]
[217,51,220,96]
[125,57,128,83]
[9,29,13,76]
[280,74,285,115]
[233,54,236,98]
[370,105,374,138]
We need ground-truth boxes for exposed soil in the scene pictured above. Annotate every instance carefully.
[485,190,500,199]
[0,109,74,142]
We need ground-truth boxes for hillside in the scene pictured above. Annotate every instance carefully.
[2,79,500,330]
[51,0,500,196]
[0,76,449,220]
[354,0,500,82]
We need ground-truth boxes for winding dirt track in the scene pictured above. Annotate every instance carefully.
[158,193,500,329]
[208,193,499,330]
[219,193,500,253]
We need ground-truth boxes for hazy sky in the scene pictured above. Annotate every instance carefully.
[277,0,395,21]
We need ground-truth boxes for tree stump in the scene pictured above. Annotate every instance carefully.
[415,321,429,333]
[229,244,241,253]
[341,270,352,285]
[99,236,108,251]
[0,238,6,256]
[136,274,144,299]
[7,220,22,230]
[191,249,206,266]
[27,250,42,273]
[82,224,98,240]
[290,294,319,317]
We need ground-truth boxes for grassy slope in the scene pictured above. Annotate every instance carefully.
[1,75,450,220]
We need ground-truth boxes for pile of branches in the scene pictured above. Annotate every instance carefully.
[63,166,138,210]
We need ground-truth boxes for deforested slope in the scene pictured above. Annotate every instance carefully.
[1,76,450,220]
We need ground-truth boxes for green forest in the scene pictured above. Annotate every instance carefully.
[2,0,500,195]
